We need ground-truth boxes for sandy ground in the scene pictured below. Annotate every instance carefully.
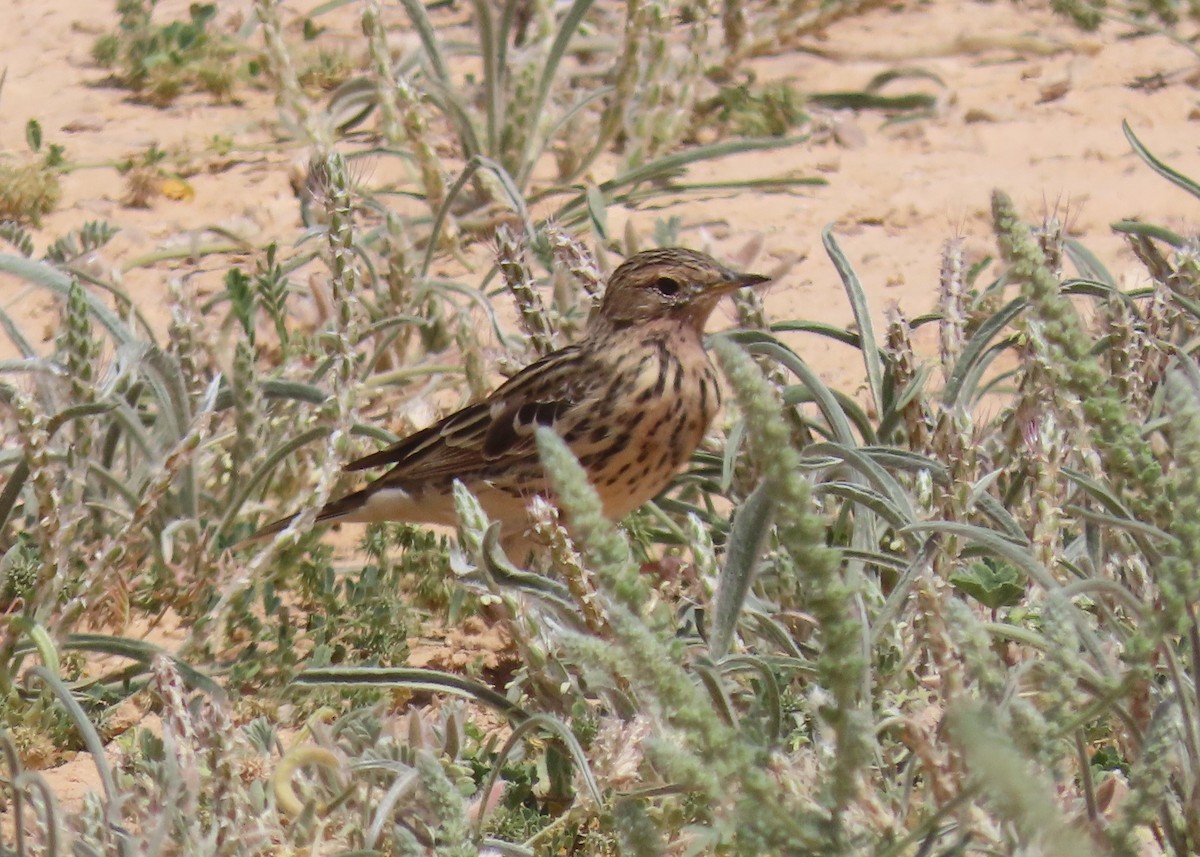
[2,0,1198,391]
[1,0,1199,815]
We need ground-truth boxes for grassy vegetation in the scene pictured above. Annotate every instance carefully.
[0,122,65,227]
[91,0,250,105]
[3,0,1200,854]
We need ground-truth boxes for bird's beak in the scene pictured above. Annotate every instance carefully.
[685,272,773,330]
[716,272,771,294]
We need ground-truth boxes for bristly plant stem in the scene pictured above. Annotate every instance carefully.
[535,427,827,850]
[991,191,1168,528]
[319,151,364,475]
[362,2,404,143]
[992,192,1200,758]
[255,0,327,147]
[938,237,966,376]
[712,337,870,838]
[363,0,446,216]
[495,224,556,355]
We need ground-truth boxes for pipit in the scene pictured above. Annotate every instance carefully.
[252,248,769,545]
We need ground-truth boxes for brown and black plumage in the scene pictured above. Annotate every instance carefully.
[251,248,769,543]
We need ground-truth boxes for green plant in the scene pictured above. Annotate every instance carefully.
[304,0,822,246]
[0,121,65,226]
[281,127,1200,852]
[7,0,1200,848]
[93,0,246,105]
[699,79,810,138]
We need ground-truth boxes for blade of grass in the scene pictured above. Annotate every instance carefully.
[823,225,885,418]
[806,441,918,527]
[814,481,912,532]
[771,319,862,349]
[942,297,1025,407]
[722,330,857,446]
[548,135,810,215]
[469,0,500,155]
[218,425,330,537]
[396,0,452,84]
[517,0,598,178]
[295,666,528,721]
[63,635,222,696]
[903,520,1056,592]
[1064,239,1116,286]
[783,385,877,445]
[0,256,139,346]
[26,667,120,809]
[1123,120,1200,201]
[710,480,773,660]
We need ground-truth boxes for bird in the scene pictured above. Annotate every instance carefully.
[249,248,770,547]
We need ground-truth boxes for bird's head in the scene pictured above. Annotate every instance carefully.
[591,248,771,334]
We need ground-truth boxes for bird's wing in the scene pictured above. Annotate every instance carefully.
[342,344,591,484]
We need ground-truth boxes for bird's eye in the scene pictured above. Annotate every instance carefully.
[652,276,681,296]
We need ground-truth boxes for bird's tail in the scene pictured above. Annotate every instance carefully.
[233,487,372,549]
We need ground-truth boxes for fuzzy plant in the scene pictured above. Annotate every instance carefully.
[274,127,1200,853]
[91,0,246,106]
[6,2,1200,849]
[291,0,824,257]
[0,148,472,753]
